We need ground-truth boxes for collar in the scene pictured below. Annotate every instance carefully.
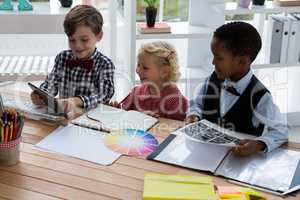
[70,48,98,60]
[222,70,253,94]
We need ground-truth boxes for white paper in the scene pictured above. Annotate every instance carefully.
[35,124,121,165]
[178,119,255,147]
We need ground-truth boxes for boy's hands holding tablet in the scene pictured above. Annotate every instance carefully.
[30,91,46,106]
[57,97,83,114]
[28,82,73,117]
[28,82,53,104]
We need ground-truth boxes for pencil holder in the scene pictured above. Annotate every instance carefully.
[0,109,24,166]
[0,137,21,166]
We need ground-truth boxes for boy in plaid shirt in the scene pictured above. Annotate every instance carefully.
[31,5,115,112]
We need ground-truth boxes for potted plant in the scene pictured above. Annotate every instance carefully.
[144,0,159,27]
[252,0,265,6]
[59,0,73,7]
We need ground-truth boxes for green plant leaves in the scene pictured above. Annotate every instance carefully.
[144,0,159,8]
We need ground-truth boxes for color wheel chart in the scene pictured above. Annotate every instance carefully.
[104,129,159,156]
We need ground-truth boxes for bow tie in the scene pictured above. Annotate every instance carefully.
[222,85,240,96]
[65,58,94,71]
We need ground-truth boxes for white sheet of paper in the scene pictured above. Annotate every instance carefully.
[35,124,121,165]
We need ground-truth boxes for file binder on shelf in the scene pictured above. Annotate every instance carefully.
[287,15,300,63]
[279,15,291,64]
[267,15,284,64]
[290,13,300,62]
[267,14,300,64]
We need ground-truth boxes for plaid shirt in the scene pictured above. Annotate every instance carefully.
[40,49,115,109]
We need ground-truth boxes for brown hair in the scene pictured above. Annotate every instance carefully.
[64,5,103,36]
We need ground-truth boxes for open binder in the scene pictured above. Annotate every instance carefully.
[148,122,300,196]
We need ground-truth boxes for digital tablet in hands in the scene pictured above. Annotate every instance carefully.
[28,82,66,117]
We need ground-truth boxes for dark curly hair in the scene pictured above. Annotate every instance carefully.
[64,5,103,36]
[213,21,262,62]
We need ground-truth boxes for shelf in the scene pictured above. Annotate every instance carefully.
[0,0,108,34]
[0,0,70,33]
[133,62,300,83]
[136,22,213,40]
[180,63,300,82]
[224,1,300,15]
[253,62,300,69]
[0,0,70,15]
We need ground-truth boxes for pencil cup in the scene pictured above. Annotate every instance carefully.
[0,108,24,166]
[0,137,21,166]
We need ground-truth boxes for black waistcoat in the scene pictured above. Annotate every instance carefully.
[202,72,269,136]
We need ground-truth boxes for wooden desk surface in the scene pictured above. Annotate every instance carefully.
[0,117,299,200]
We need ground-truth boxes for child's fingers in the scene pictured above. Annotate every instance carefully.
[232,145,246,156]
[109,101,120,108]
[153,113,160,118]
[142,110,159,118]
[232,140,258,156]
[237,139,249,145]
[57,99,69,113]
[63,100,72,113]
[30,92,46,105]
[63,102,69,113]
[184,115,200,125]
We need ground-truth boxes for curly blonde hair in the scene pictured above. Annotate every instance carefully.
[138,41,180,82]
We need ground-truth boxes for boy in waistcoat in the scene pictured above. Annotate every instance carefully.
[186,22,288,156]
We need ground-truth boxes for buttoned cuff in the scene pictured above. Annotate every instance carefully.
[255,137,271,153]
[78,95,90,109]
[186,111,201,118]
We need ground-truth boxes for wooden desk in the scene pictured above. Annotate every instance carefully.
[0,117,299,200]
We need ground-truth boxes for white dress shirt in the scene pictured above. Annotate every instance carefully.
[188,70,289,152]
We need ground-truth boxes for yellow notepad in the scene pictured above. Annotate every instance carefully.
[143,173,218,200]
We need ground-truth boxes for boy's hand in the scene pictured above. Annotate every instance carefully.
[30,91,46,106]
[109,101,121,108]
[184,115,200,125]
[231,139,267,156]
[57,97,83,114]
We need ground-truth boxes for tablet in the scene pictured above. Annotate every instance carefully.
[28,83,65,116]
